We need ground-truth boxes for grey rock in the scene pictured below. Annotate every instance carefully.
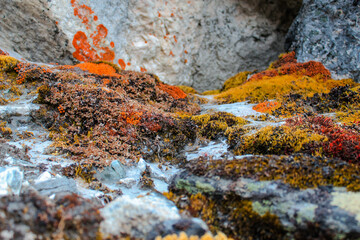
[100,194,181,239]
[147,218,209,240]
[33,177,78,196]
[286,0,360,82]
[95,160,126,183]
[170,170,360,239]
[0,167,23,196]
[0,0,301,91]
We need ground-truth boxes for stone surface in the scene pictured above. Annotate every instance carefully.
[0,0,301,91]
[286,0,360,82]
[95,160,126,184]
[100,194,181,239]
[33,177,78,196]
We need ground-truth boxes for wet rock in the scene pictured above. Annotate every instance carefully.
[0,167,23,196]
[95,160,126,184]
[33,177,78,197]
[147,218,209,240]
[100,194,181,239]
[286,0,360,82]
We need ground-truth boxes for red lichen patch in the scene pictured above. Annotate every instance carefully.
[158,82,187,99]
[253,101,280,113]
[74,62,119,77]
[118,59,126,70]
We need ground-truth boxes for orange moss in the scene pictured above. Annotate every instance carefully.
[253,101,280,113]
[158,82,187,99]
[75,63,119,77]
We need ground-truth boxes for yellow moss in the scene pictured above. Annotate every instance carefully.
[336,110,360,124]
[0,121,12,138]
[235,125,328,156]
[177,85,198,94]
[201,89,220,95]
[216,74,356,104]
[221,71,251,92]
[9,85,22,96]
[0,56,19,73]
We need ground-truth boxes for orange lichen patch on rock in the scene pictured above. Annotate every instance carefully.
[158,83,187,99]
[184,50,188,54]
[74,63,119,77]
[127,62,131,66]
[184,59,188,64]
[169,51,175,57]
[118,59,126,70]
[110,42,115,48]
[173,35,177,43]
[140,67,147,73]
[71,0,115,62]
[253,101,280,113]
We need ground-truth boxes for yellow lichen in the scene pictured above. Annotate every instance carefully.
[0,56,19,72]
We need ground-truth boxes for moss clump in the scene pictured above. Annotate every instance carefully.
[201,89,220,95]
[177,85,198,94]
[221,71,252,92]
[234,125,327,156]
[0,56,19,73]
[62,163,97,183]
[183,154,360,191]
[9,85,22,96]
[191,112,247,140]
[0,121,12,139]
[164,192,285,239]
[155,232,232,240]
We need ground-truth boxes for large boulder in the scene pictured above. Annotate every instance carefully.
[286,0,360,82]
[0,0,301,91]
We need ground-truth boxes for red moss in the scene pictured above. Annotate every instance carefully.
[158,82,187,99]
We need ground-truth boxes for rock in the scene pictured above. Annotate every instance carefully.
[95,160,126,184]
[146,218,210,240]
[286,0,360,82]
[0,167,23,196]
[33,177,78,197]
[0,0,301,91]
[100,194,181,239]
[0,190,102,239]
[167,155,360,239]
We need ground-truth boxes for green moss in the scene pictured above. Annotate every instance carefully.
[195,181,215,193]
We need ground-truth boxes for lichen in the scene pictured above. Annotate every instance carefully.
[155,232,232,240]
[221,71,252,92]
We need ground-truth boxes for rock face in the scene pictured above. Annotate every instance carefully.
[0,0,301,91]
[286,0,360,82]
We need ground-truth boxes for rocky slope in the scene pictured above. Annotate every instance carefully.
[0,0,301,91]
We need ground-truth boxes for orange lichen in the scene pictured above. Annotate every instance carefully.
[74,63,119,77]
[158,12,162,17]
[0,49,9,56]
[184,59,188,64]
[171,13,174,17]
[118,59,126,70]
[127,62,131,66]
[140,67,147,73]
[58,105,65,114]
[71,0,115,62]
[173,35,177,43]
[184,50,188,54]
[158,82,187,99]
[169,51,175,57]
[110,42,115,48]
[253,101,280,113]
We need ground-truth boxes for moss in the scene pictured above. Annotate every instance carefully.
[62,163,97,183]
[221,71,252,92]
[177,85,198,94]
[183,154,360,191]
[0,56,19,73]
[0,121,12,139]
[9,85,22,96]
[165,192,285,239]
[191,112,247,140]
[234,125,327,156]
[201,89,220,95]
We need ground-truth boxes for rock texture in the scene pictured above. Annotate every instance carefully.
[0,0,301,91]
[286,0,360,82]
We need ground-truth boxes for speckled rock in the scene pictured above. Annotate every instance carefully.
[0,0,301,91]
[169,155,360,239]
[286,0,360,82]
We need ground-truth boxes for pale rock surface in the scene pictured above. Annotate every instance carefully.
[0,0,301,91]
